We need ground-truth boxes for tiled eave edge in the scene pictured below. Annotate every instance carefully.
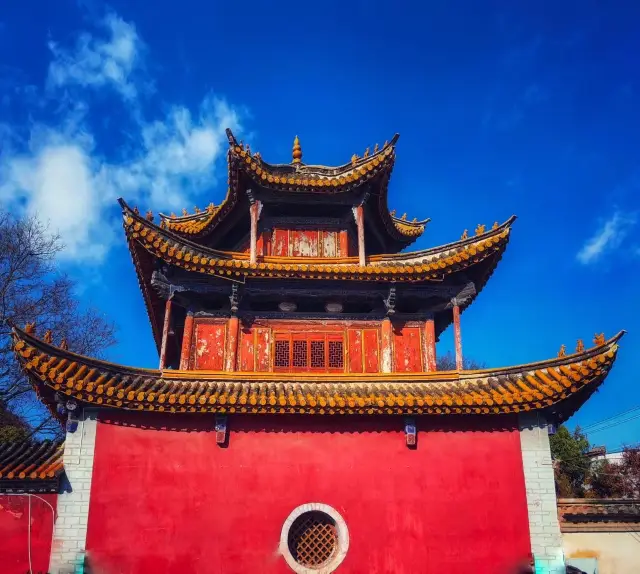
[120,200,513,283]
[0,440,65,493]
[12,327,623,417]
[558,498,640,532]
[157,133,426,244]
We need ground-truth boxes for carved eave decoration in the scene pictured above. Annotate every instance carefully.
[155,130,426,247]
[12,327,624,421]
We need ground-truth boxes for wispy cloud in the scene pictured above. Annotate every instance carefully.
[47,13,146,101]
[0,10,245,264]
[576,211,637,264]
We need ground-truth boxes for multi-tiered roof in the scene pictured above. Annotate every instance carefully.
[10,130,624,434]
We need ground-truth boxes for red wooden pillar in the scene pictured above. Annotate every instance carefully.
[158,299,173,370]
[225,316,239,372]
[180,311,194,370]
[249,200,261,264]
[353,205,365,266]
[424,315,437,372]
[381,317,393,373]
[452,302,463,371]
[339,229,349,257]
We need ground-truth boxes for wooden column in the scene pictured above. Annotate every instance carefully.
[158,299,173,370]
[353,205,365,266]
[424,314,437,372]
[249,200,261,264]
[381,317,393,373]
[339,229,349,257]
[452,302,463,371]
[180,311,194,370]
[225,316,239,371]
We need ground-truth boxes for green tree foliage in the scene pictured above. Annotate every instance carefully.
[549,426,590,497]
[0,400,30,442]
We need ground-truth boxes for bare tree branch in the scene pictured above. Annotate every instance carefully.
[0,211,117,440]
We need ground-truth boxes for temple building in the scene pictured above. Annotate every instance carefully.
[1,131,624,574]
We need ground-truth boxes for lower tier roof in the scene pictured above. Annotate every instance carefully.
[12,327,623,421]
[0,440,64,493]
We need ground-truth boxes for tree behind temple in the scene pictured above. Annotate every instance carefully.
[550,426,590,497]
[0,211,116,439]
[437,352,485,370]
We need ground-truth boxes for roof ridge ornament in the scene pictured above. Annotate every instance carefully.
[292,135,302,164]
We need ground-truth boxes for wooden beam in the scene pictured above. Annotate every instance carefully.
[381,317,393,373]
[180,311,194,370]
[249,199,262,265]
[158,299,173,370]
[353,205,366,266]
[424,315,437,372]
[225,316,239,371]
[453,302,463,371]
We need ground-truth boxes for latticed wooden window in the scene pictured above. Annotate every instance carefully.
[328,341,344,369]
[275,340,290,368]
[310,341,325,368]
[293,340,308,368]
[273,333,345,372]
[287,511,338,569]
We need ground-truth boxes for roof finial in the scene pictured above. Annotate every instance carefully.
[593,333,605,347]
[576,339,585,353]
[292,135,302,164]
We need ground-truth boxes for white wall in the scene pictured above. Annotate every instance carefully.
[564,532,640,574]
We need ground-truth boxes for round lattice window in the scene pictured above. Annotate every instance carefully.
[280,504,349,574]
[288,511,337,568]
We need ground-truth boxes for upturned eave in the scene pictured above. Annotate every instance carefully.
[12,326,624,419]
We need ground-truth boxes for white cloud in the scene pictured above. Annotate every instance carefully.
[576,211,637,265]
[47,13,144,100]
[0,11,244,264]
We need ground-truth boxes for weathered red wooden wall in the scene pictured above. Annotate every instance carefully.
[0,493,57,574]
[393,326,423,372]
[86,413,531,574]
[191,321,427,374]
[193,320,226,370]
[244,228,347,257]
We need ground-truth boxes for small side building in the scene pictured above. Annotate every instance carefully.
[559,499,640,574]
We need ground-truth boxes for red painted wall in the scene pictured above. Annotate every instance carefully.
[86,413,531,574]
[0,493,56,574]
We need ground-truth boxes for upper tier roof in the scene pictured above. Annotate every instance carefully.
[155,130,428,250]
[121,199,515,349]
[12,326,624,422]
[0,439,65,493]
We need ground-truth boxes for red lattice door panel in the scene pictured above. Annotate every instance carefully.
[273,332,345,372]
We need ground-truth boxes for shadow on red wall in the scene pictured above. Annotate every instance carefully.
[0,493,56,574]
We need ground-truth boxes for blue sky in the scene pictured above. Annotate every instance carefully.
[1,1,638,448]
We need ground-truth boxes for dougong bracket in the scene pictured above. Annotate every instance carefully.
[229,284,242,316]
[384,285,397,316]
